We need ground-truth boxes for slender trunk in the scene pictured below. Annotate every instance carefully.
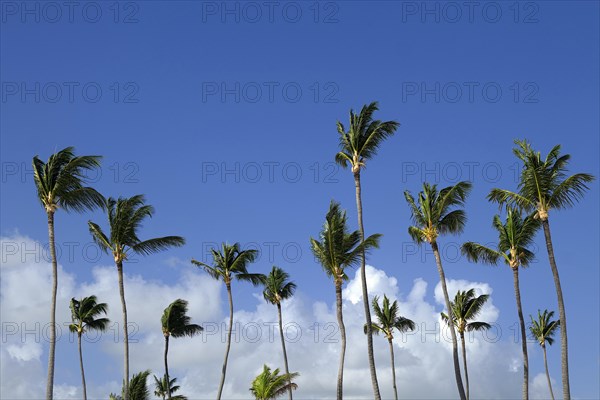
[542,345,555,400]
[217,282,234,400]
[541,218,570,400]
[388,338,398,400]
[353,172,381,400]
[117,262,129,400]
[46,211,57,400]
[277,304,293,400]
[512,267,529,400]
[335,282,347,400]
[164,335,171,400]
[431,241,467,400]
[460,333,469,400]
[78,333,87,400]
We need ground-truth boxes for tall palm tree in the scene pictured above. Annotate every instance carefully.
[310,201,381,400]
[261,266,297,400]
[69,296,110,400]
[191,243,263,400]
[335,101,399,400]
[488,140,594,400]
[404,181,471,400]
[153,375,187,400]
[441,289,491,400]
[161,299,203,399]
[365,295,415,400]
[529,310,560,400]
[249,365,299,400]
[111,370,152,400]
[461,208,540,400]
[32,146,103,400]
[88,195,185,399]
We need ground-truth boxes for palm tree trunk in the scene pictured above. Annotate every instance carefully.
[460,333,469,400]
[431,241,467,400]
[164,335,171,400]
[217,282,234,400]
[542,345,555,400]
[46,211,57,400]
[388,338,398,400]
[512,267,528,400]
[541,218,570,400]
[335,282,346,400]
[277,303,293,400]
[78,333,87,400]
[353,172,381,400]
[117,262,129,400]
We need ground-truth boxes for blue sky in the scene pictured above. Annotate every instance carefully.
[1,1,598,398]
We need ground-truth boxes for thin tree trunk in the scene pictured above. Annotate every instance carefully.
[388,338,398,400]
[460,333,469,400]
[542,345,555,400]
[117,262,129,400]
[217,283,234,400]
[46,211,57,400]
[335,282,346,400]
[431,241,467,400]
[512,267,529,400]
[277,303,293,400]
[78,333,87,400]
[353,172,381,400]
[164,335,171,400]
[541,218,570,400]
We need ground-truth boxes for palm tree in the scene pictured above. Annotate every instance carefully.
[365,295,415,400]
[153,375,187,400]
[335,101,399,400]
[310,201,381,400]
[404,181,471,400]
[32,147,103,399]
[529,310,560,400]
[88,195,185,399]
[249,365,299,400]
[111,370,152,400]
[261,266,297,400]
[191,243,263,400]
[161,299,202,399]
[69,296,110,400]
[461,208,540,400]
[488,140,594,400]
[441,289,491,400]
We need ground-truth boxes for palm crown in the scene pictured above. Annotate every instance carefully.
[404,182,472,244]
[88,195,185,264]
[488,139,595,219]
[367,295,415,340]
[335,102,399,174]
[441,289,491,335]
[249,365,299,400]
[529,309,560,348]
[310,201,381,285]
[263,266,296,305]
[33,146,104,213]
[191,243,263,286]
[161,299,203,338]
[153,375,187,400]
[69,296,110,336]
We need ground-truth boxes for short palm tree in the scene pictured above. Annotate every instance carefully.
[111,370,151,400]
[462,208,540,400]
[529,310,560,400]
[191,243,263,400]
[88,195,185,399]
[69,296,109,400]
[161,299,202,399]
[335,101,399,400]
[488,139,594,400]
[404,181,471,400]
[249,365,299,400]
[153,375,187,400]
[365,295,415,400]
[261,266,297,400]
[32,146,103,400]
[441,289,491,400]
[310,201,380,400]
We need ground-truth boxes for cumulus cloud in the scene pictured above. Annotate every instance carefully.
[1,235,549,399]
